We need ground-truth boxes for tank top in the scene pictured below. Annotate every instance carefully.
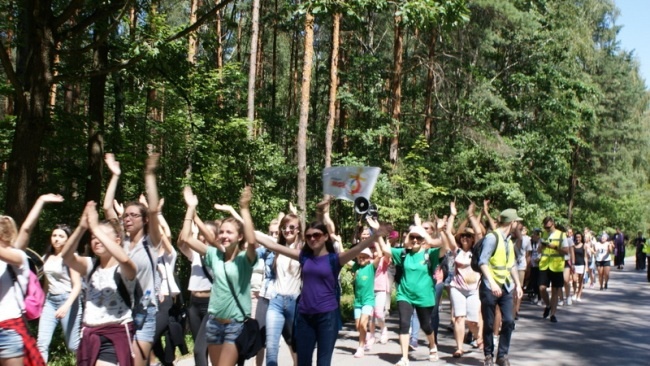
[574,245,585,266]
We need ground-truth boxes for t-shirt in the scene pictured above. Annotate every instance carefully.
[373,257,390,292]
[43,254,73,295]
[391,247,440,307]
[82,257,136,326]
[530,239,542,268]
[158,250,180,296]
[564,236,575,260]
[0,249,29,322]
[352,262,376,307]
[205,247,257,321]
[269,242,302,296]
[594,242,611,261]
[298,253,341,314]
[187,250,214,292]
[125,235,159,308]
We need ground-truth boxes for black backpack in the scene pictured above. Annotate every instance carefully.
[470,232,497,273]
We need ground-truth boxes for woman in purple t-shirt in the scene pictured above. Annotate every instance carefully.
[250,211,387,366]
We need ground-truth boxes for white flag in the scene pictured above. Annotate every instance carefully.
[322,166,381,202]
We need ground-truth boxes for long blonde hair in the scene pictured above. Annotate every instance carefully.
[0,215,18,244]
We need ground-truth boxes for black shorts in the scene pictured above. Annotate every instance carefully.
[98,335,118,363]
[539,269,564,288]
[596,260,611,267]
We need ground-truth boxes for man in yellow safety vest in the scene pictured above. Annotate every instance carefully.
[479,209,524,366]
[538,217,569,323]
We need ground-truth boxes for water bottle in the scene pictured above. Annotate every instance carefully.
[133,289,152,328]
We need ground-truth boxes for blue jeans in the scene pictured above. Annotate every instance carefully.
[480,281,514,359]
[37,293,82,363]
[295,309,339,366]
[266,294,298,366]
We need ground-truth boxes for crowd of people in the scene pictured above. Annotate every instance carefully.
[0,153,637,366]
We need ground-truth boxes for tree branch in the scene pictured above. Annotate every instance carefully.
[53,0,85,29]
[165,0,234,43]
[58,0,132,40]
[0,39,23,97]
[53,54,146,83]
[57,4,129,56]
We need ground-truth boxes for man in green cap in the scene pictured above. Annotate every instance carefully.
[478,208,523,366]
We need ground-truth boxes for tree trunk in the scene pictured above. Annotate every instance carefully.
[423,29,437,141]
[246,0,261,134]
[3,20,14,116]
[271,0,278,117]
[188,0,199,63]
[324,12,341,168]
[567,143,580,224]
[297,11,314,217]
[389,15,404,166]
[215,9,223,69]
[85,25,109,204]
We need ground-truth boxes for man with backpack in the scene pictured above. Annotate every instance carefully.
[478,209,523,366]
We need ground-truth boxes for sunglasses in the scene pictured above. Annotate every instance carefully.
[123,213,142,219]
[305,232,324,241]
[410,234,423,241]
[544,225,552,230]
[460,234,473,239]
[282,225,298,232]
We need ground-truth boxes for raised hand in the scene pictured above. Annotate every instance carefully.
[183,186,198,207]
[449,201,457,216]
[113,200,124,217]
[239,186,252,208]
[483,199,490,212]
[139,194,149,207]
[39,193,64,204]
[366,216,380,230]
[104,153,121,176]
[84,201,99,227]
[468,201,476,216]
[157,197,165,212]
[289,202,298,215]
[214,204,235,212]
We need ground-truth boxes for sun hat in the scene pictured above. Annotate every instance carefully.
[499,209,523,223]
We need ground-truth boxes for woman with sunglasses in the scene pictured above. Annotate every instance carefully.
[12,194,82,363]
[103,153,164,366]
[258,214,303,366]
[448,203,483,358]
[381,219,448,366]
[248,206,388,366]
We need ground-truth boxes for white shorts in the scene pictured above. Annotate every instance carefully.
[574,265,585,275]
[450,287,480,323]
[373,291,387,318]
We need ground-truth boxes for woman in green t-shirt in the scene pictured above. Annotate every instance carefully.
[180,187,258,366]
[381,225,448,366]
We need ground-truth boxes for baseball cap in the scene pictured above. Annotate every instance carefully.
[499,209,523,223]
[359,248,373,258]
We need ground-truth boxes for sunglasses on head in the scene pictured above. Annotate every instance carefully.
[305,232,324,241]
[282,225,298,232]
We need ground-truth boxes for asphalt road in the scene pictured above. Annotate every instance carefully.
[178,257,650,365]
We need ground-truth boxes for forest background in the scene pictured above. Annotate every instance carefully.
[1,0,649,252]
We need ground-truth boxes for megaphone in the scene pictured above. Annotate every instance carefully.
[354,197,370,215]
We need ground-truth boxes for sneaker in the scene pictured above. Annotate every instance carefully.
[577,298,583,302]
[366,334,375,347]
[471,339,479,348]
[543,306,551,319]
[571,294,577,301]
[354,347,364,358]
[537,300,545,307]
[380,328,388,344]
[484,355,494,366]
[409,339,418,351]
[395,357,409,366]
[567,297,572,306]
[550,315,557,323]
[493,335,499,345]
[496,356,511,366]
[558,299,564,306]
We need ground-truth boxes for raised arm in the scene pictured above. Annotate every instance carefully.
[176,205,195,261]
[445,201,458,252]
[55,266,82,319]
[254,231,301,261]
[316,196,337,237]
[86,202,137,280]
[467,201,485,241]
[180,186,209,256]
[14,193,65,250]
[213,204,244,224]
[339,223,389,265]
[239,186,259,264]
[144,153,162,248]
[483,200,497,231]
[61,211,91,276]
[102,153,121,220]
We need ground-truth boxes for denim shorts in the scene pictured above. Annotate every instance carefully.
[134,305,157,343]
[0,328,23,359]
[205,315,244,345]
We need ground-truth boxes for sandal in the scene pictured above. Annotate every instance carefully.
[395,357,409,366]
[429,347,439,362]
[453,350,464,358]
